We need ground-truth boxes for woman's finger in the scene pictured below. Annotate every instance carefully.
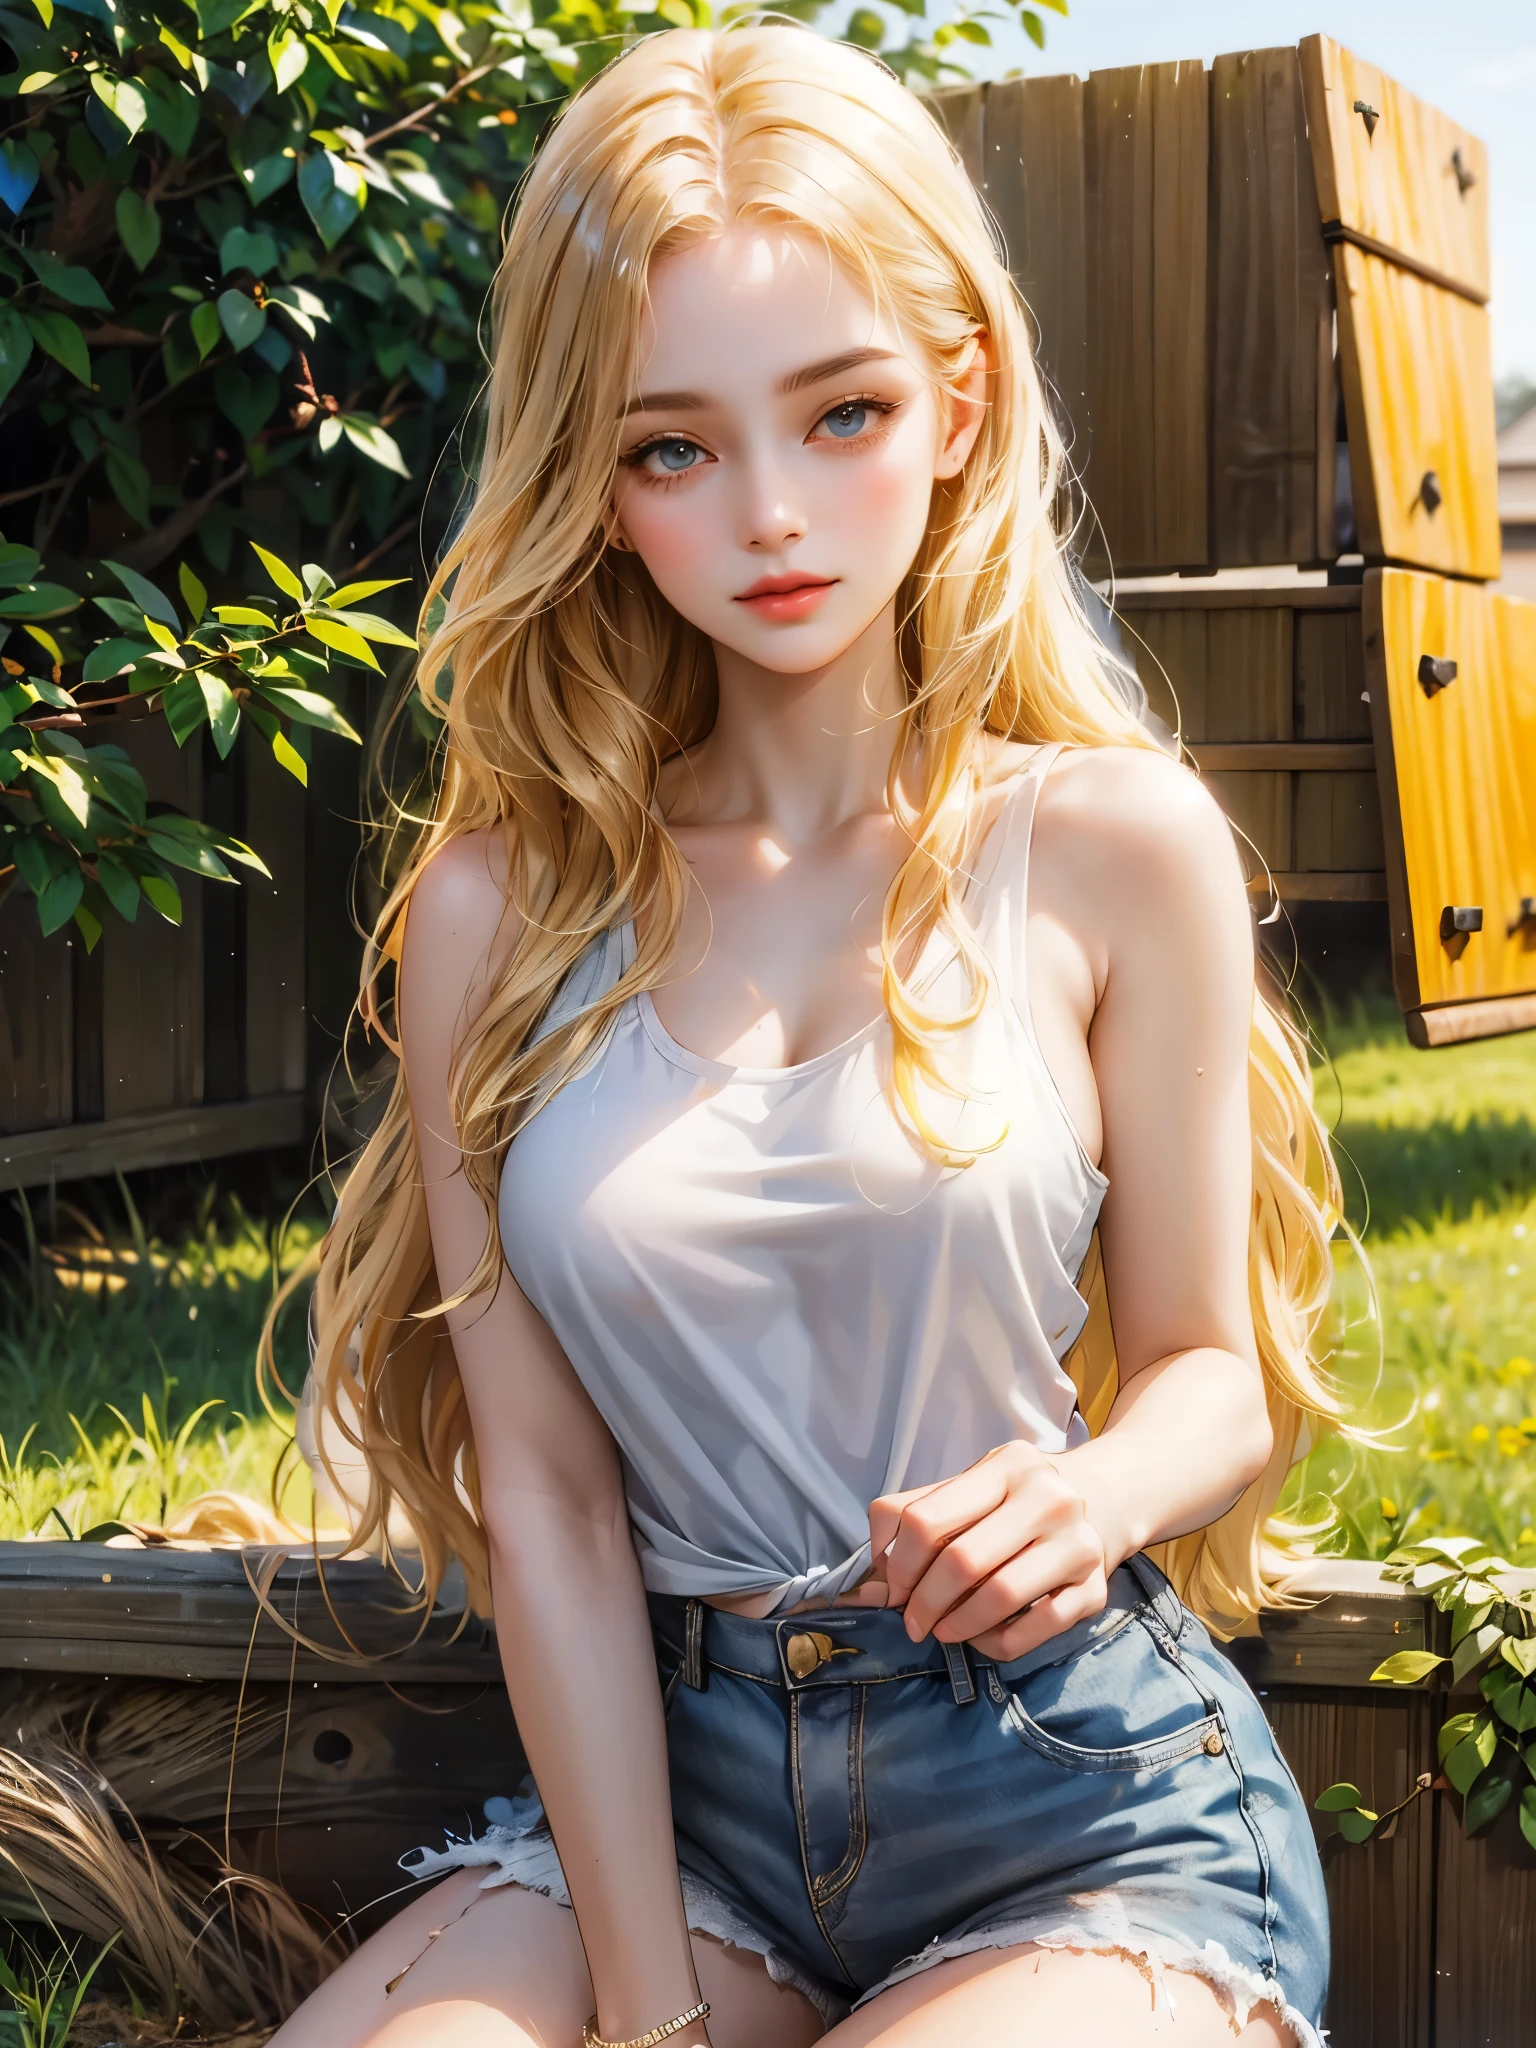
[874,1446,1046,1612]
[928,1525,1103,1644]
[969,1566,1110,1662]
[897,1478,1075,1639]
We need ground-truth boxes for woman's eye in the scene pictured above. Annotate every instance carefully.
[647,438,704,473]
[821,402,870,440]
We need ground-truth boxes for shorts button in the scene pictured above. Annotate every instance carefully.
[1203,1729,1225,1756]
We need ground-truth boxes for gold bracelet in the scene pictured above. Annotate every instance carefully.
[581,2001,709,2048]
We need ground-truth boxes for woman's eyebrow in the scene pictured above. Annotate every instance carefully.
[624,347,904,418]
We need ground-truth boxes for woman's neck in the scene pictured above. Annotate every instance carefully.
[670,598,911,842]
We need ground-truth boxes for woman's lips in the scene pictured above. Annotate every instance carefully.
[733,575,838,622]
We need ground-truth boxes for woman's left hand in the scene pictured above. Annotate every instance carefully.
[848,1441,1112,1660]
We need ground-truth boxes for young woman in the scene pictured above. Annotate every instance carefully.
[271,25,1342,2048]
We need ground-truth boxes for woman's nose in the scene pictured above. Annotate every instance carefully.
[738,452,806,553]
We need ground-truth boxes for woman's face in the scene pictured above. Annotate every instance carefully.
[611,228,985,675]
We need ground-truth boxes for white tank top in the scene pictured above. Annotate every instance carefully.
[498,744,1107,1613]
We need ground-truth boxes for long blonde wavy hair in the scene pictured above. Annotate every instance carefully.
[284,22,1345,1636]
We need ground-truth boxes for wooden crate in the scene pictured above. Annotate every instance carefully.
[934,35,1500,585]
[0,1545,1532,2043]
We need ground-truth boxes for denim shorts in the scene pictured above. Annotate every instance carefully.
[406,1557,1329,2042]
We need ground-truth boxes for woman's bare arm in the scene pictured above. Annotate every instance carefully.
[400,833,707,2044]
[861,751,1275,1652]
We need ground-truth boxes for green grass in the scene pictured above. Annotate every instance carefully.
[0,1169,323,1542]
[0,1001,1533,1562]
[1289,999,1536,1562]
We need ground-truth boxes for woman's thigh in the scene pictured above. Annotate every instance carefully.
[822,1944,1296,2048]
[266,1870,825,2048]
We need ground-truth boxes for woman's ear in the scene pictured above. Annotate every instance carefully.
[933,333,992,481]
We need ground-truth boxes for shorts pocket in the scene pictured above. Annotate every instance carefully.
[1000,1613,1226,1774]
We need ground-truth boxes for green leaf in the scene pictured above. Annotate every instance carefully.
[271,726,308,783]
[325,577,409,609]
[1522,1785,1536,1854]
[0,545,42,589]
[299,150,364,252]
[0,306,35,407]
[104,446,151,528]
[1439,1710,1481,1761]
[213,362,279,441]
[34,865,84,936]
[139,69,200,157]
[251,543,305,604]
[217,288,267,353]
[1445,1718,1498,1796]
[311,605,416,648]
[1021,9,1046,49]
[199,674,241,758]
[21,308,90,386]
[104,560,180,631]
[115,189,162,272]
[178,563,209,622]
[255,684,361,739]
[1452,1599,1497,1647]
[339,417,409,476]
[191,299,222,361]
[305,616,381,669]
[0,582,80,620]
[1453,1623,1505,1683]
[269,27,310,91]
[1336,1807,1379,1843]
[1314,1782,1363,1813]
[213,606,277,629]
[1502,1635,1536,1679]
[24,249,113,312]
[1464,1769,1514,1836]
[220,226,279,278]
[95,850,139,922]
[160,675,208,745]
[1370,1650,1448,1687]
[89,74,148,142]
[73,899,103,951]
[140,873,182,924]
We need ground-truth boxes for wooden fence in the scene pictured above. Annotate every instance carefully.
[0,1545,1530,2043]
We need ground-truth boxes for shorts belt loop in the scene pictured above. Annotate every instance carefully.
[682,1598,708,1690]
[942,1639,976,1705]
[1127,1551,1184,1640]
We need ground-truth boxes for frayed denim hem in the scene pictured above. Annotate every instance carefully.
[858,1892,1325,2047]
[401,1820,848,2030]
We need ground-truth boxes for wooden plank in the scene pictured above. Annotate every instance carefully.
[1365,571,1536,1016]
[1295,769,1387,871]
[1299,34,1490,306]
[1333,243,1501,579]
[101,718,203,1119]
[1260,1689,1437,2048]
[245,743,308,1099]
[929,83,985,188]
[1209,48,1333,567]
[1263,871,1388,902]
[1297,608,1373,739]
[983,74,1089,437]
[1084,62,1209,574]
[1434,1790,1536,2047]
[0,1094,305,1192]
[1190,743,1374,771]
[1118,606,1208,738]
[0,896,71,1134]
[1112,585,1361,612]
[1205,608,1293,740]
[1204,770,1291,871]
[1407,994,1536,1050]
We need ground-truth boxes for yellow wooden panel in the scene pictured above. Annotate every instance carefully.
[1334,245,1500,579]
[1299,34,1489,302]
[1369,570,1536,1011]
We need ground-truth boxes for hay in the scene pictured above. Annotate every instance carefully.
[0,1682,338,2032]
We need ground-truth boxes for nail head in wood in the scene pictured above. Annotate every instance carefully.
[1450,147,1477,197]
[1353,99,1379,137]
[1417,653,1457,696]
[1440,905,1483,941]
[1419,469,1443,515]
[1510,898,1536,937]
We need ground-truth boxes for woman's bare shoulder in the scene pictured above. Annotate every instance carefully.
[401,825,522,1012]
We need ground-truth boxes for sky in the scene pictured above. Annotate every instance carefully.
[960,1,1536,382]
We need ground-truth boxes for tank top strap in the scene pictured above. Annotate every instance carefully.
[529,915,636,1050]
[964,742,1066,949]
